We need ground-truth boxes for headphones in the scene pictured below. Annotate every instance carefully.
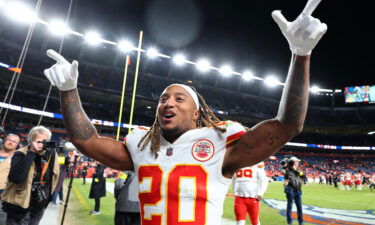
[3,133,21,149]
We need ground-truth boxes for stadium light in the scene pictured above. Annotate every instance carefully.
[310,86,320,94]
[146,48,158,58]
[48,20,70,36]
[264,76,279,87]
[172,54,186,66]
[242,70,254,81]
[118,40,134,53]
[196,59,211,72]
[219,65,233,76]
[5,2,36,24]
[85,31,102,45]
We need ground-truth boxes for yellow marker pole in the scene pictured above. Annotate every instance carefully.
[116,55,130,141]
[128,31,143,134]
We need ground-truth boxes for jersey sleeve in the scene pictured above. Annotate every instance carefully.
[217,120,246,147]
[257,164,269,196]
[124,126,149,155]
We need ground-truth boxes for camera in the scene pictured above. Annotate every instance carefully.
[42,141,57,151]
[281,155,292,168]
[31,182,47,202]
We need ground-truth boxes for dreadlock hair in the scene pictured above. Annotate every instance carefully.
[138,85,226,158]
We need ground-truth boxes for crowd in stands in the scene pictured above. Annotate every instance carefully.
[1,122,374,184]
[265,152,375,185]
[2,37,375,131]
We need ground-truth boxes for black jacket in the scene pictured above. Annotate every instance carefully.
[284,168,303,191]
[3,149,56,219]
[89,164,106,199]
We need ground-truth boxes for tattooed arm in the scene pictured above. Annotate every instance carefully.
[223,55,309,178]
[43,50,133,170]
[60,89,133,171]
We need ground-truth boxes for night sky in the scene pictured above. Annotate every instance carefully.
[4,0,375,90]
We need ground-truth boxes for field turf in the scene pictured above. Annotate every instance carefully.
[61,180,374,225]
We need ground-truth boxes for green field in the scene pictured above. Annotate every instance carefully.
[61,180,375,225]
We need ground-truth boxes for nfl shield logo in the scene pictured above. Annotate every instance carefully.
[166,147,173,156]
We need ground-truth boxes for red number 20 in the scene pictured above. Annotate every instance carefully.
[138,165,208,225]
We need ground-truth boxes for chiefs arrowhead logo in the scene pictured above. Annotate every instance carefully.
[191,139,215,162]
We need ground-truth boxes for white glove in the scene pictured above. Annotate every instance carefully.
[272,0,327,56]
[44,49,79,91]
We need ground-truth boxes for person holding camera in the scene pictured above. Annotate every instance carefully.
[283,156,304,225]
[1,126,59,225]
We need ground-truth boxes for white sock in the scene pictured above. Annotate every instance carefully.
[236,220,246,225]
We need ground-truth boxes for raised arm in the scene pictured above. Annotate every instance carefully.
[223,0,327,178]
[44,50,133,171]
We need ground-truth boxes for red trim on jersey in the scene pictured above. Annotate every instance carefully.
[138,126,149,130]
[216,121,227,127]
[226,131,246,147]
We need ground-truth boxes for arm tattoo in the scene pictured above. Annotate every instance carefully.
[245,143,255,155]
[60,90,96,140]
[267,131,281,146]
[278,55,310,127]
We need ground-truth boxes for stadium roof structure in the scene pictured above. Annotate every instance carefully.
[0,0,373,93]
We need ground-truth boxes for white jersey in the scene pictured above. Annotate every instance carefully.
[340,174,345,182]
[345,173,352,181]
[232,162,268,198]
[354,173,362,181]
[126,121,246,225]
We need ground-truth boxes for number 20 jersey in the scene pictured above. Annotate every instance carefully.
[125,121,246,225]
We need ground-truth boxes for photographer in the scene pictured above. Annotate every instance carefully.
[282,156,304,225]
[1,126,59,225]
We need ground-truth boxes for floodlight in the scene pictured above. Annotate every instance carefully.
[219,65,233,76]
[264,76,279,87]
[196,59,211,72]
[85,31,102,45]
[242,70,254,81]
[118,40,134,53]
[310,86,319,94]
[49,20,70,36]
[146,48,158,58]
[172,54,186,65]
[5,2,35,23]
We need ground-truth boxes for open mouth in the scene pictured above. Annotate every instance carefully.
[161,111,176,121]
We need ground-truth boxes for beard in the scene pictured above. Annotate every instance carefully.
[2,144,15,152]
[161,126,181,142]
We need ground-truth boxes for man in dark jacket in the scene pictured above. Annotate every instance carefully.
[283,156,304,225]
[114,171,140,225]
[89,163,106,215]
[1,126,59,225]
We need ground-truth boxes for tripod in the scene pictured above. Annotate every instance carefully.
[60,155,79,225]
